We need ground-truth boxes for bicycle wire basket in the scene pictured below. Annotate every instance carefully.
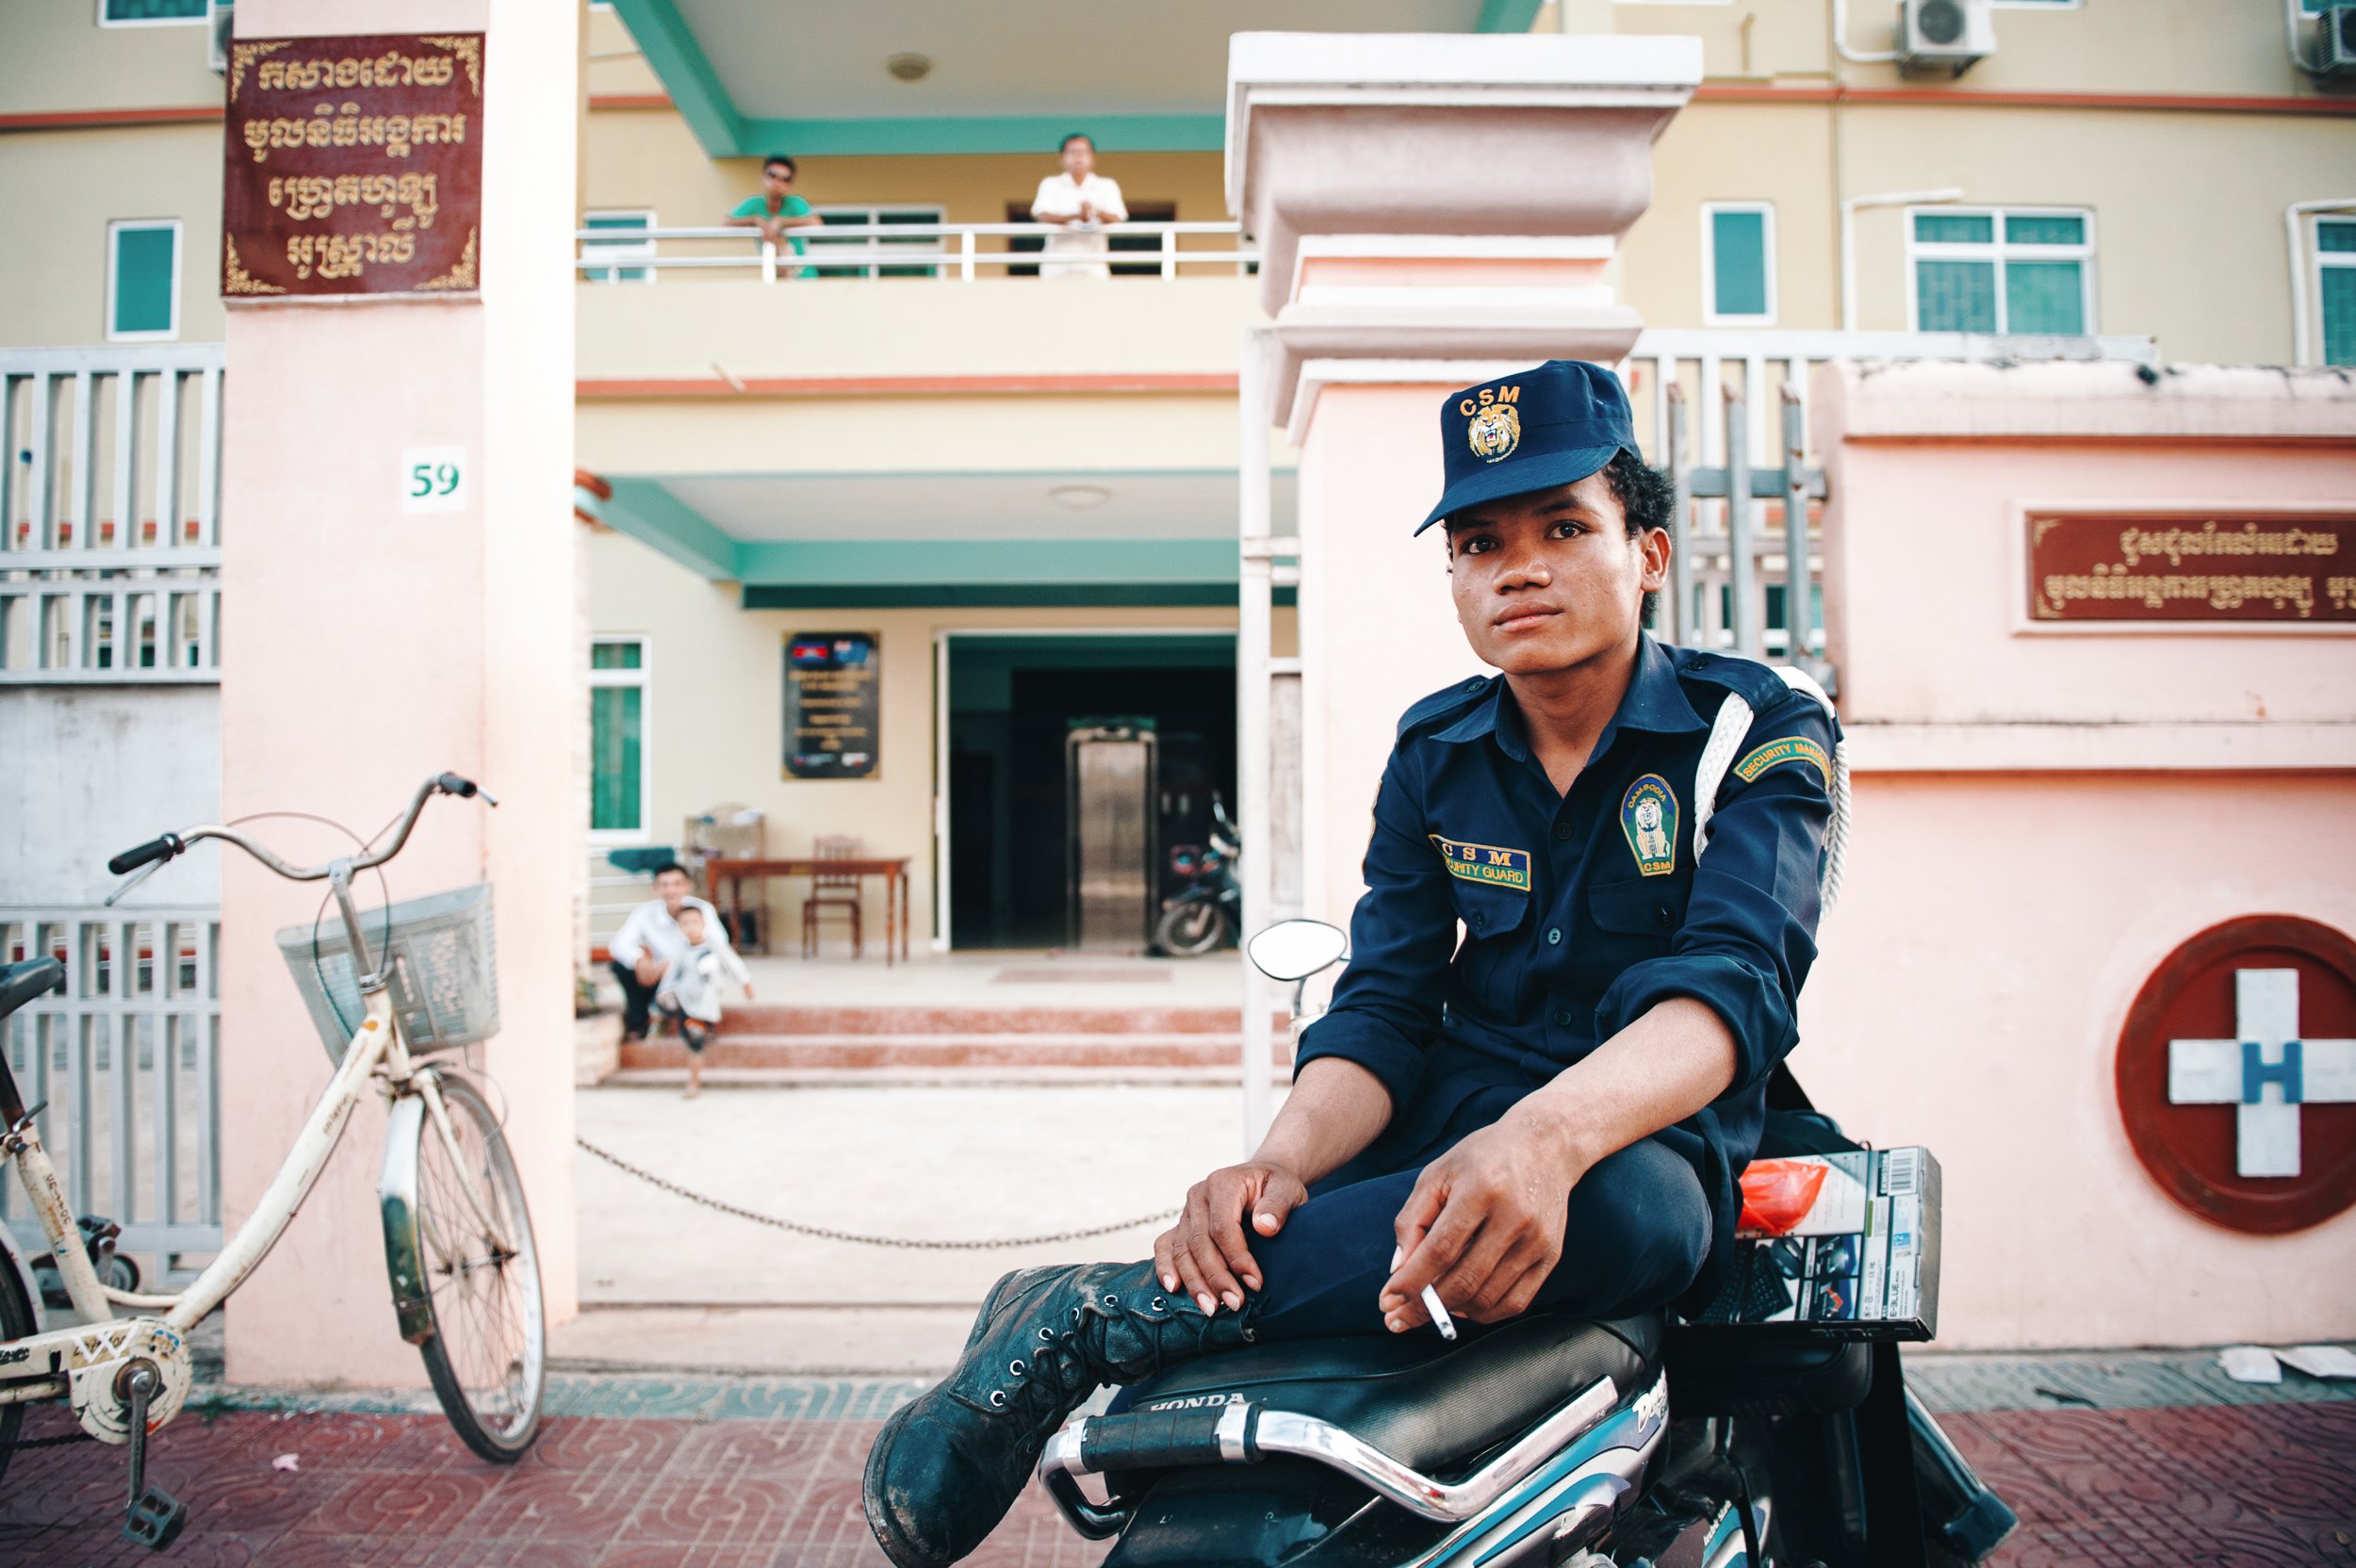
[275,882,499,1063]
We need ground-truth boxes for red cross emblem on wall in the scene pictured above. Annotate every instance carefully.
[2116,915,2356,1234]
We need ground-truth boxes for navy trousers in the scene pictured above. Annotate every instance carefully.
[1246,1072,1713,1341]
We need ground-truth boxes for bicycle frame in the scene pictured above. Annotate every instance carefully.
[0,981,512,1399]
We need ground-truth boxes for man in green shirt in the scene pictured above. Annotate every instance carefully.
[727,154,822,276]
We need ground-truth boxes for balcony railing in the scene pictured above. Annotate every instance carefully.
[1,346,224,685]
[575,221,1257,283]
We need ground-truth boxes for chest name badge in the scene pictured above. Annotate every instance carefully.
[1620,775,1679,878]
[1733,736,1830,786]
[1429,835,1532,892]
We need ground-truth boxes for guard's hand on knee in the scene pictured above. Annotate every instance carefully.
[1153,1162,1305,1317]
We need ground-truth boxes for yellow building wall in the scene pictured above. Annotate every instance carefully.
[0,0,223,117]
[586,522,1291,948]
[0,122,226,348]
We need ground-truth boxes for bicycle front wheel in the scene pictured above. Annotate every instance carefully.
[401,1073,545,1462]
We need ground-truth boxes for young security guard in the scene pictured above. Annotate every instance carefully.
[864,360,1840,1568]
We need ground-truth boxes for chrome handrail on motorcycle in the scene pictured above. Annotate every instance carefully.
[1040,1374,1624,1526]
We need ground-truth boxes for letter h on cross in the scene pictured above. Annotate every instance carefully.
[2168,969,2356,1178]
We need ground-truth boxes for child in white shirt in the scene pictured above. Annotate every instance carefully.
[655,903,753,1098]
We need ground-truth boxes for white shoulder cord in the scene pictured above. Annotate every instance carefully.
[1690,666,1850,907]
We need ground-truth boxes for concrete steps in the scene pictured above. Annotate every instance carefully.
[704,1003,1284,1037]
[618,1030,1294,1073]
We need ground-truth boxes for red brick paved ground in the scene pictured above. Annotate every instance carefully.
[2,1397,2349,1566]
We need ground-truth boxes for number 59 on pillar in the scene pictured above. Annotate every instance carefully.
[401,447,468,514]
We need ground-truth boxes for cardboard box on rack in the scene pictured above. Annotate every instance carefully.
[1683,1147,1941,1341]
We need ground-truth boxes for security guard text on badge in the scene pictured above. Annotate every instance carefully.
[1429,835,1533,892]
[1621,775,1679,877]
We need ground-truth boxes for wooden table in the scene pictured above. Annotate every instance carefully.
[705,857,912,964]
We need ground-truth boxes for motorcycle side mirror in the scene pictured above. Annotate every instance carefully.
[1246,919,1348,983]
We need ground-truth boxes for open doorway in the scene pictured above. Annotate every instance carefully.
[943,632,1234,950]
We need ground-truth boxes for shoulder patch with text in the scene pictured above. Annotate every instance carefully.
[1620,775,1680,877]
[1429,835,1532,892]
[1732,736,1831,786]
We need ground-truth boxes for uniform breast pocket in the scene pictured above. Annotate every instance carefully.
[1584,874,1690,966]
[1449,880,1531,1016]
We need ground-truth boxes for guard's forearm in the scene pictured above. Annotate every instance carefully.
[1251,1056,1394,1186]
[1517,997,1739,1172]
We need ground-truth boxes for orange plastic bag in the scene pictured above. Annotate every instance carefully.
[1737,1157,1828,1237]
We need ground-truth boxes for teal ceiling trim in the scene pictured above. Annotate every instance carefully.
[744,582,1244,609]
[738,113,1226,157]
[610,0,747,155]
[603,477,739,580]
[733,537,1236,587]
[1476,0,1546,31]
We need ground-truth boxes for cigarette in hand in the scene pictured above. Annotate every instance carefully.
[1389,1246,1458,1341]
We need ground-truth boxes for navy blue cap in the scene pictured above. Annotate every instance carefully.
[1416,359,1639,534]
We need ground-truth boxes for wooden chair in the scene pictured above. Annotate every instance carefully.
[801,834,864,958]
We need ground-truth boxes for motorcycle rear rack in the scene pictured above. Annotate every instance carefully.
[1039,1371,1644,1534]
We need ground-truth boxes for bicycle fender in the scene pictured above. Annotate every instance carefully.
[377,1092,435,1346]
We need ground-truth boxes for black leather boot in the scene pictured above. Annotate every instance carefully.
[864,1259,1258,1568]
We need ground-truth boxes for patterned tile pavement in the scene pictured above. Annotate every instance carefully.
[2,1356,2349,1567]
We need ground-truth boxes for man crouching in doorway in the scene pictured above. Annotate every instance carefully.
[863,360,1838,1568]
[607,861,751,1057]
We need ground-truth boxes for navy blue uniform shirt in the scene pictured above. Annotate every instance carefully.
[1296,634,1839,1255]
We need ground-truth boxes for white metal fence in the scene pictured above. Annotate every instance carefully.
[2,907,222,1279]
[576,220,1256,283]
[1620,328,2157,661]
[0,346,225,684]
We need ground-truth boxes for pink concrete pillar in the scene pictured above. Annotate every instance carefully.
[218,0,578,1384]
[1226,32,1699,922]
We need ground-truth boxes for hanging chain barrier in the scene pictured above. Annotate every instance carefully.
[576,1135,1179,1251]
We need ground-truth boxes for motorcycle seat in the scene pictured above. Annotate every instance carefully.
[1115,1310,1661,1474]
[1661,1326,1873,1417]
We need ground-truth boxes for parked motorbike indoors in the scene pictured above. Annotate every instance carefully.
[1034,919,2017,1568]
[1153,794,1241,956]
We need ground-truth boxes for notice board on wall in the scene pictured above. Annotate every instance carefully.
[221,33,484,298]
[784,632,879,779]
[2027,513,2356,625]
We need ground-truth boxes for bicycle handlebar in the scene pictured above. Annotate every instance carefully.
[104,773,498,888]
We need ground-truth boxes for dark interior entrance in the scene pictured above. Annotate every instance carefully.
[947,634,1234,950]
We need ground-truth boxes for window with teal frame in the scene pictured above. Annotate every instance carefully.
[2321,220,2356,368]
[583,211,654,283]
[102,0,206,21]
[107,220,179,341]
[590,639,648,839]
[1908,206,2090,335]
[1703,204,1775,323]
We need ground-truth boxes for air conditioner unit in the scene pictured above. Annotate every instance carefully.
[206,1,233,75]
[2305,2,2356,80]
[1897,0,1995,78]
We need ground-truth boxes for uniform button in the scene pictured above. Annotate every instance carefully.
[1464,678,1483,692]
[1472,912,1487,933]
[1546,927,1562,946]
[1655,906,1674,931]
[1549,1006,1573,1027]
[1552,822,1574,842]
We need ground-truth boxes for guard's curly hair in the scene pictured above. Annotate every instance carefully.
[1444,449,1671,628]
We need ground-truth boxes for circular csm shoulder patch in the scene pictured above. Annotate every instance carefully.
[2115,914,2356,1235]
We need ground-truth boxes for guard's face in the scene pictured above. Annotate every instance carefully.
[1446,473,1668,678]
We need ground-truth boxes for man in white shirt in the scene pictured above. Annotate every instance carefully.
[1029,132,1127,280]
[607,861,751,1042]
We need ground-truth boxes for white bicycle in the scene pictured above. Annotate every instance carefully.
[0,773,544,1550]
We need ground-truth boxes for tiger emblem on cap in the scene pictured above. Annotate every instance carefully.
[1467,401,1520,463]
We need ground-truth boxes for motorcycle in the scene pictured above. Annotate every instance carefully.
[1033,918,2017,1568]
[1153,794,1241,956]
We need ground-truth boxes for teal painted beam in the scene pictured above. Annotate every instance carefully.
[738,113,1226,157]
[744,582,1242,609]
[733,537,1237,587]
[1477,0,1546,31]
[603,478,739,580]
[610,0,746,155]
